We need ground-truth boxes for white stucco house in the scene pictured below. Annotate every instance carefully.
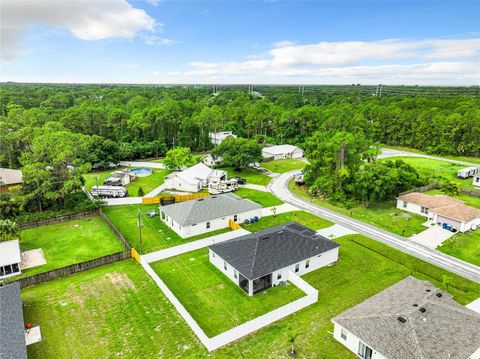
[159,193,262,238]
[332,276,480,359]
[203,154,223,167]
[262,144,304,160]
[209,131,237,145]
[0,240,22,280]
[474,174,480,189]
[396,192,480,232]
[163,163,227,193]
[208,222,339,296]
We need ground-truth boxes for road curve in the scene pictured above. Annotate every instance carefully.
[268,171,480,284]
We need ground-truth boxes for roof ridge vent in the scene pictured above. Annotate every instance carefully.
[419,307,427,313]
[436,292,443,298]
[397,316,407,323]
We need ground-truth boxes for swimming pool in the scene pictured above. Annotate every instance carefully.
[129,167,153,177]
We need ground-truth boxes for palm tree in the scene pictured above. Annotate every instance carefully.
[0,219,20,242]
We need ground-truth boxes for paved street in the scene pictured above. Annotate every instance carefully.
[378,148,479,167]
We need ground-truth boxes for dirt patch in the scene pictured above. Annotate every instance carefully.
[106,272,136,290]
[20,249,47,270]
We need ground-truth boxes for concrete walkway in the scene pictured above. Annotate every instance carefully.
[239,183,269,192]
[378,148,479,167]
[316,224,358,239]
[262,203,299,217]
[466,297,480,314]
[145,183,166,197]
[410,225,456,249]
[119,160,166,169]
[104,197,143,206]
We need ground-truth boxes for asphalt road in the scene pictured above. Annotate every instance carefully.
[268,171,480,284]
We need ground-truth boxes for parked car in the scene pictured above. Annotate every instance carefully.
[232,177,246,184]
[249,162,261,170]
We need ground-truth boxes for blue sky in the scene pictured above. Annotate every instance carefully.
[1,0,479,84]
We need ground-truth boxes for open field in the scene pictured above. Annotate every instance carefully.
[289,181,426,237]
[83,168,171,196]
[19,216,124,277]
[439,230,480,267]
[261,159,306,173]
[382,144,480,165]
[234,188,283,207]
[150,248,305,337]
[102,204,231,253]
[222,167,271,186]
[242,210,333,232]
[23,234,480,358]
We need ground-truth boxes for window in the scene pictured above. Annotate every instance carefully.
[340,328,347,340]
[234,215,238,222]
[277,273,282,280]
[206,222,210,229]
[234,270,238,279]
[476,177,479,183]
[212,252,215,258]
[403,201,407,208]
[305,259,310,269]
[421,206,429,215]
[224,261,227,271]
[358,342,373,359]
[11,263,19,273]
[295,264,299,273]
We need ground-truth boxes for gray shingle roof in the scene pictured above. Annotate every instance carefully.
[208,222,339,280]
[332,276,480,359]
[0,282,27,359]
[160,193,261,226]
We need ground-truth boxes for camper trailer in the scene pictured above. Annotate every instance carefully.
[91,185,128,198]
[208,179,238,194]
[457,167,479,179]
[294,172,305,185]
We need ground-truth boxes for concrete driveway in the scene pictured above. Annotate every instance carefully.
[316,224,358,239]
[410,225,456,249]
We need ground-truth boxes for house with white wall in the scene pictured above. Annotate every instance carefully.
[0,240,22,280]
[262,144,304,160]
[332,276,480,359]
[209,131,237,145]
[203,154,223,167]
[396,192,480,232]
[159,193,262,238]
[208,222,339,296]
[164,163,227,193]
[474,174,480,189]
[103,171,130,186]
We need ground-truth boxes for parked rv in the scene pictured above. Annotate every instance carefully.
[208,179,238,194]
[91,185,128,198]
[457,167,479,179]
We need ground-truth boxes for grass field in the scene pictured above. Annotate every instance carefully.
[382,144,480,165]
[234,188,283,207]
[261,159,306,173]
[83,168,172,196]
[23,233,480,358]
[150,248,305,337]
[102,204,231,253]
[384,156,476,190]
[243,210,333,232]
[438,230,480,267]
[289,181,426,237]
[19,216,124,277]
[222,167,271,186]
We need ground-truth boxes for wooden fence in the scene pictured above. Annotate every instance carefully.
[16,250,131,288]
[18,211,96,229]
[399,183,440,196]
[461,189,480,198]
[143,193,209,205]
[229,219,241,231]
[98,209,131,250]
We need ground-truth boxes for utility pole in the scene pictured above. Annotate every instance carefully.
[96,177,99,195]
[137,209,143,254]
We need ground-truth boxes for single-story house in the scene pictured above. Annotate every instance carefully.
[0,240,22,280]
[103,171,131,186]
[262,144,304,160]
[0,282,28,359]
[209,131,237,145]
[164,163,227,193]
[159,193,262,238]
[397,192,480,232]
[457,167,479,179]
[208,222,339,296]
[203,154,223,167]
[474,174,480,188]
[332,276,480,359]
[0,168,23,192]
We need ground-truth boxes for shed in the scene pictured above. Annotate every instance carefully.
[262,145,304,160]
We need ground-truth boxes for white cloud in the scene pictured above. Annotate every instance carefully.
[143,35,179,46]
[273,40,295,48]
[120,63,138,68]
[0,0,156,63]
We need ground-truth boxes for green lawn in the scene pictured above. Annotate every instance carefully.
[83,168,172,196]
[384,156,477,191]
[22,235,480,358]
[289,181,426,237]
[438,230,480,267]
[19,216,125,277]
[243,210,333,232]
[151,248,305,337]
[222,167,271,186]
[425,189,480,209]
[102,205,231,253]
[382,144,480,165]
[234,188,283,207]
[261,159,306,173]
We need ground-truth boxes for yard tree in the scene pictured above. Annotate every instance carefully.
[0,219,19,241]
[442,181,459,196]
[211,137,263,170]
[163,147,195,170]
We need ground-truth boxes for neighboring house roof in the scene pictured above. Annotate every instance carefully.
[0,282,27,359]
[209,131,236,139]
[161,193,261,226]
[397,192,464,208]
[262,144,303,155]
[175,163,226,184]
[109,172,129,179]
[0,240,21,267]
[432,204,480,223]
[332,276,480,359]
[209,222,339,280]
[0,168,23,186]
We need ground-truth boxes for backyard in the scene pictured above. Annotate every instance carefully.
[261,159,306,173]
[102,204,231,253]
[19,216,125,277]
[234,188,283,207]
[221,167,271,186]
[150,248,305,337]
[242,210,333,232]
[289,181,426,237]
